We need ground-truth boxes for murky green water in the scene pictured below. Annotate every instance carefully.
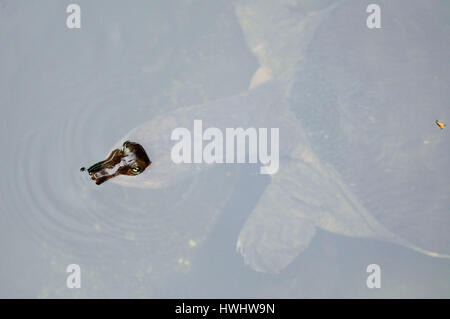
[0,0,449,298]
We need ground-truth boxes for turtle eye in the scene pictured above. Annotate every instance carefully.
[131,166,141,174]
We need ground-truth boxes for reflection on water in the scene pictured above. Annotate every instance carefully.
[0,0,449,298]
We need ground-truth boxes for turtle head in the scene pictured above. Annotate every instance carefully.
[81,141,151,185]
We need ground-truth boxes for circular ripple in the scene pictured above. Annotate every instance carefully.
[2,79,239,271]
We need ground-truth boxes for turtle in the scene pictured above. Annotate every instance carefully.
[84,0,450,273]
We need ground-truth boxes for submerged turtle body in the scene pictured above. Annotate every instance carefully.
[86,0,450,273]
[294,0,450,255]
[236,0,450,272]
[109,77,300,189]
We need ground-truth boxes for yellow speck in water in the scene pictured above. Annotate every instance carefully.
[188,240,197,247]
[94,224,101,231]
[178,257,191,267]
[123,232,135,241]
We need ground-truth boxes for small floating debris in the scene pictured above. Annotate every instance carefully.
[188,239,197,248]
[435,120,446,129]
[178,257,191,266]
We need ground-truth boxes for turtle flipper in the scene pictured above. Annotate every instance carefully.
[236,158,327,273]
[236,184,316,273]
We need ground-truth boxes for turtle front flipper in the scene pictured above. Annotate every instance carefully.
[237,157,328,273]
[236,194,316,273]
